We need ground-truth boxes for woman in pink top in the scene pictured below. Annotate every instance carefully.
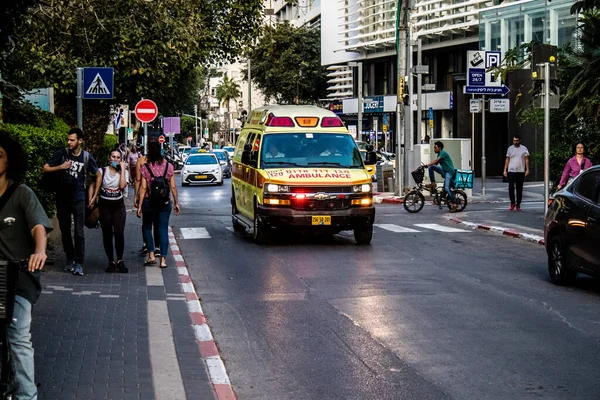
[137,142,180,268]
[557,143,593,190]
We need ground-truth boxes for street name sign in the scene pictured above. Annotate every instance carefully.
[489,98,510,113]
[463,85,509,95]
[82,67,114,99]
[135,99,158,123]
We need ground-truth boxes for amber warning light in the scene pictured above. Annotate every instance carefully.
[295,117,319,127]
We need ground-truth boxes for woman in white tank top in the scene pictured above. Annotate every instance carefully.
[90,150,129,273]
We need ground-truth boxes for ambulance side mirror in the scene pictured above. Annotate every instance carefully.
[364,151,377,165]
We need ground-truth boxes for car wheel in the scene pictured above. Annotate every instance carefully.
[353,225,373,245]
[216,179,224,186]
[182,181,189,187]
[548,235,577,285]
[253,204,269,244]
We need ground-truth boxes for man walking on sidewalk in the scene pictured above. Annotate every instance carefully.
[503,135,530,211]
[42,128,100,275]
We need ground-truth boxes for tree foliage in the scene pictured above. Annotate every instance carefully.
[1,0,264,151]
[216,76,241,111]
[244,22,327,104]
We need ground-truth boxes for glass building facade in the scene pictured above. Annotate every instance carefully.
[479,0,578,55]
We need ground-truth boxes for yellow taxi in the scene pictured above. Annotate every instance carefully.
[230,105,377,244]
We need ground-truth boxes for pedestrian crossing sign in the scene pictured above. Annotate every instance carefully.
[82,67,114,99]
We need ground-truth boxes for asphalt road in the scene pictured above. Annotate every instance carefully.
[172,177,600,400]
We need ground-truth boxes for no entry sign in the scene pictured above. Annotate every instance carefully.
[135,99,158,123]
[158,135,165,144]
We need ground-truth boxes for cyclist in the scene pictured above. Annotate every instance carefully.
[0,131,52,399]
[425,141,458,211]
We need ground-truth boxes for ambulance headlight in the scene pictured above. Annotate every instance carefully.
[266,184,289,193]
[353,184,371,193]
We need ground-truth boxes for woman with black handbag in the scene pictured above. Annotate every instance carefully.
[90,150,129,273]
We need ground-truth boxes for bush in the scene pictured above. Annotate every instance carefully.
[96,134,119,167]
[1,121,69,216]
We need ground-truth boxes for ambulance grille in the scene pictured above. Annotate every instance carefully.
[290,186,352,194]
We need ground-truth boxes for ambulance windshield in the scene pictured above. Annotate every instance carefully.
[260,133,364,169]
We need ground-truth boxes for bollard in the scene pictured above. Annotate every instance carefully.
[387,177,394,193]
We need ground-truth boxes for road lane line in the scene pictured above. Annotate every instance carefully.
[180,227,212,239]
[375,223,421,233]
[147,300,187,400]
[414,223,470,233]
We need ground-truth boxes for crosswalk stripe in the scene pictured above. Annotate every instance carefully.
[375,224,421,233]
[413,223,470,233]
[180,227,211,239]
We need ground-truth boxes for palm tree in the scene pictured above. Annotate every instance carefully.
[564,10,600,118]
[216,75,241,143]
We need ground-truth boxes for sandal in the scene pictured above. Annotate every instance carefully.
[144,259,157,266]
[160,263,167,269]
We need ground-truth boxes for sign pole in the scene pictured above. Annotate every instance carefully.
[357,62,363,142]
[481,95,486,196]
[417,39,423,143]
[76,68,83,129]
[471,94,475,174]
[143,123,148,156]
[544,62,550,215]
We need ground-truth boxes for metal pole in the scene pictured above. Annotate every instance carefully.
[416,40,422,143]
[357,62,363,142]
[195,105,199,145]
[76,67,83,129]
[395,0,409,196]
[247,58,252,113]
[143,123,148,156]
[544,62,550,215]
[471,94,475,172]
[481,95,486,196]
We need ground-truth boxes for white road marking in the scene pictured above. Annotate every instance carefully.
[146,264,165,286]
[205,356,231,384]
[225,227,234,232]
[180,227,211,239]
[375,224,421,233]
[414,223,471,233]
[147,300,186,400]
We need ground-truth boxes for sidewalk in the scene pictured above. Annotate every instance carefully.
[374,177,545,204]
[32,199,217,399]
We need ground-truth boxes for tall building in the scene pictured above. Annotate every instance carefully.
[321,0,579,176]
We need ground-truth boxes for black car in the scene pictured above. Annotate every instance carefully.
[544,165,600,284]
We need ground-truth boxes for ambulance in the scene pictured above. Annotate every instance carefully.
[230,105,377,245]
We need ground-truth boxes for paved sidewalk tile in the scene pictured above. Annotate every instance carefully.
[32,205,214,399]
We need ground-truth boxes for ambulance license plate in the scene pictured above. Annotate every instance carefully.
[196,175,207,179]
[311,216,331,225]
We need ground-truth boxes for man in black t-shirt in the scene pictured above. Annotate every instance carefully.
[0,131,53,399]
[43,128,99,276]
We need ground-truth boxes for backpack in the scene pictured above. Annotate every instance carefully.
[41,148,90,193]
[145,163,170,209]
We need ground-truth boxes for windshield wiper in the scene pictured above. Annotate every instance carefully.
[262,161,302,167]
[307,162,362,168]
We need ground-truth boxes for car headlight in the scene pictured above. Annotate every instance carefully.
[266,184,289,193]
[353,184,371,193]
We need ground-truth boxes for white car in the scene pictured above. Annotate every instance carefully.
[178,146,191,162]
[181,153,223,186]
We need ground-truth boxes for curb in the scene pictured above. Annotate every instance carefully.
[373,195,404,204]
[444,216,545,246]
[168,227,236,400]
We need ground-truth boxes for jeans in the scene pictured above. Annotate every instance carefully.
[428,165,456,203]
[142,199,172,257]
[7,296,36,400]
[99,198,126,262]
[507,172,525,206]
[56,199,85,264]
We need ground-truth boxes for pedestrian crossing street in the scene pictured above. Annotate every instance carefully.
[178,223,471,239]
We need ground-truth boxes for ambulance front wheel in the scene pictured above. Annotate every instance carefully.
[353,225,373,245]
[253,205,270,244]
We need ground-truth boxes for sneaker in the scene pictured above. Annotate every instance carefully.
[509,204,515,211]
[116,261,129,273]
[516,205,521,211]
[72,264,84,276]
[64,260,74,273]
[154,248,161,258]
[139,244,148,255]
[105,261,117,273]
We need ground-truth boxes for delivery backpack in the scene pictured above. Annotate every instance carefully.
[145,163,170,209]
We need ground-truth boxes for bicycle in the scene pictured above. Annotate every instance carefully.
[0,260,28,400]
[403,164,468,214]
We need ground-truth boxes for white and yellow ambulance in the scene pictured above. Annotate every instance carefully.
[230,105,377,244]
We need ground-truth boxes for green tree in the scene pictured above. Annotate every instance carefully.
[216,75,241,136]
[244,22,327,104]
[1,0,263,152]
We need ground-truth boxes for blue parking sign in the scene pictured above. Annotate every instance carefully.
[82,67,114,99]
[468,68,485,87]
